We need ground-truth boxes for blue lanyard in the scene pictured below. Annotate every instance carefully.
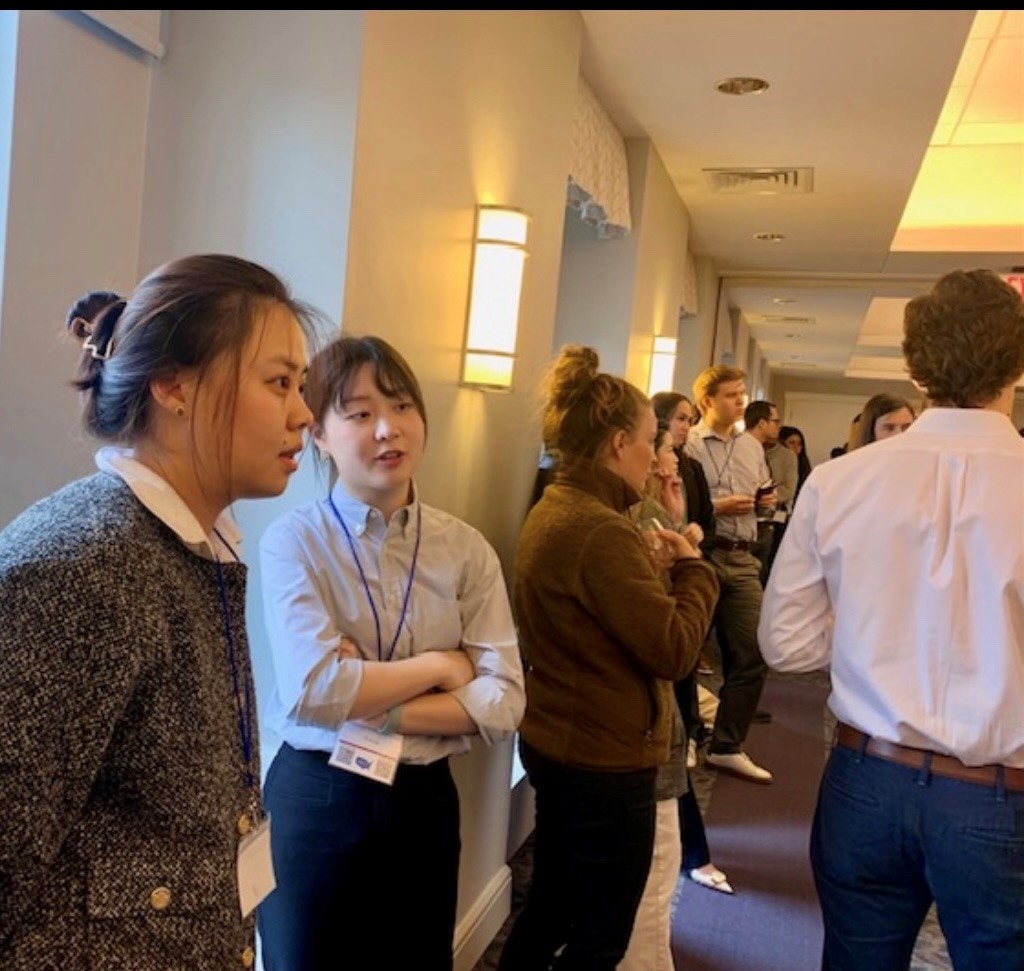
[212,531,257,800]
[327,495,422,662]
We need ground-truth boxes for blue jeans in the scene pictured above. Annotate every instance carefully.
[258,744,460,971]
[499,740,657,971]
[679,785,711,872]
[812,745,1024,971]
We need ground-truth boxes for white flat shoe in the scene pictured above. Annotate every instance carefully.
[687,866,734,895]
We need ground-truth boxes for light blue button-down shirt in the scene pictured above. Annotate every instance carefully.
[685,425,770,543]
[260,481,525,764]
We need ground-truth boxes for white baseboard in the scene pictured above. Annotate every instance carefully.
[453,864,513,971]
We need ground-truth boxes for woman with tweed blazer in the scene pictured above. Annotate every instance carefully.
[0,254,321,970]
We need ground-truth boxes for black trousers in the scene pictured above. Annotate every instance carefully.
[499,740,657,971]
[258,743,460,971]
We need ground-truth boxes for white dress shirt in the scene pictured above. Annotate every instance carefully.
[95,446,242,561]
[759,407,1024,767]
[260,481,525,763]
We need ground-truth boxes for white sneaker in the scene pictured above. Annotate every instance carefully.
[686,738,698,770]
[705,750,773,784]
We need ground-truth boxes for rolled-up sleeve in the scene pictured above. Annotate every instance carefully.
[447,537,525,744]
[260,518,363,729]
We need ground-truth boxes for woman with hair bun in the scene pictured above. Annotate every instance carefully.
[0,254,322,969]
[499,345,719,971]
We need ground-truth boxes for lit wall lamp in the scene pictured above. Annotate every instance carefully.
[647,335,678,396]
[461,205,530,391]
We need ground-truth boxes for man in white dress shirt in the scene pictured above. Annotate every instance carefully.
[686,366,775,784]
[759,268,1024,970]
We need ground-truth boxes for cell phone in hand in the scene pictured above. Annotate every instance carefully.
[755,480,775,501]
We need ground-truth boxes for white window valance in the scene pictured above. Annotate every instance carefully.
[568,77,631,238]
[80,10,165,58]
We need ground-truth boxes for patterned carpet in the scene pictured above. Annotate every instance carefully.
[472,670,953,970]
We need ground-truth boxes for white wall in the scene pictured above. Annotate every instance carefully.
[0,10,151,526]
[0,11,16,337]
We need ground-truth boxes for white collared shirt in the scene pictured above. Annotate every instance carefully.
[95,446,242,561]
[759,408,1024,767]
[259,481,525,763]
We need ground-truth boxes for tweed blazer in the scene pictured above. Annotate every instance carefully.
[0,473,258,970]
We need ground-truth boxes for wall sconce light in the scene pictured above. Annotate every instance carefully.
[647,335,678,396]
[461,205,530,391]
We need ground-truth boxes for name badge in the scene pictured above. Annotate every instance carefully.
[329,721,404,785]
[237,817,275,918]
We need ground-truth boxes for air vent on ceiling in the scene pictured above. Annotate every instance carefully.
[762,314,815,325]
[749,314,816,327]
[704,167,814,194]
[775,361,820,369]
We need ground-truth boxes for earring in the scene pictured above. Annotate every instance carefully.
[176,406,186,418]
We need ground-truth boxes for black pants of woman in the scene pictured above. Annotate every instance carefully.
[258,743,460,971]
[498,739,656,971]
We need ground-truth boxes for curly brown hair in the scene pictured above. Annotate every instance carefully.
[903,269,1024,407]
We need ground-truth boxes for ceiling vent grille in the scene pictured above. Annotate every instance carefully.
[764,314,815,325]
[749,314,817,327]
[704,167,814,194]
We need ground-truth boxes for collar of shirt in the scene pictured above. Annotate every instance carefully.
[94,446,242,562]
[328,479,419,540]
[903,405,1021,440]
[691,420,742,443]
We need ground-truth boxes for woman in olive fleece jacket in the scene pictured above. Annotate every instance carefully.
[499,345,719,971]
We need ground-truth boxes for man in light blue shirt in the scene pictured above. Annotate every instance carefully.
[686,365,774,784]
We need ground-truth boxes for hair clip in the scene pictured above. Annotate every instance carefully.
[83,333,113,361]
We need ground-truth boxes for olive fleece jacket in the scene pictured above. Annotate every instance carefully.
[514,460,719,771]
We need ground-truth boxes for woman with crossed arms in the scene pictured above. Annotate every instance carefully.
[257,335,525,971]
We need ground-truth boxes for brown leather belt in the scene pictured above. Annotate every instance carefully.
[713,538,752,552]
[835,723,1024,791]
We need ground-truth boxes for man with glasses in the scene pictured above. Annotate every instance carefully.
[744,400,797,583]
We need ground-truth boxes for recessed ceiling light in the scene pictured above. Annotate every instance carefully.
[716,76,770,96]
[773,297,796,305]
[753,232,786,242]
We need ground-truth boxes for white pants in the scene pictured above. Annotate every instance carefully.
[697,683,719,728]
[617,797,682,971]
